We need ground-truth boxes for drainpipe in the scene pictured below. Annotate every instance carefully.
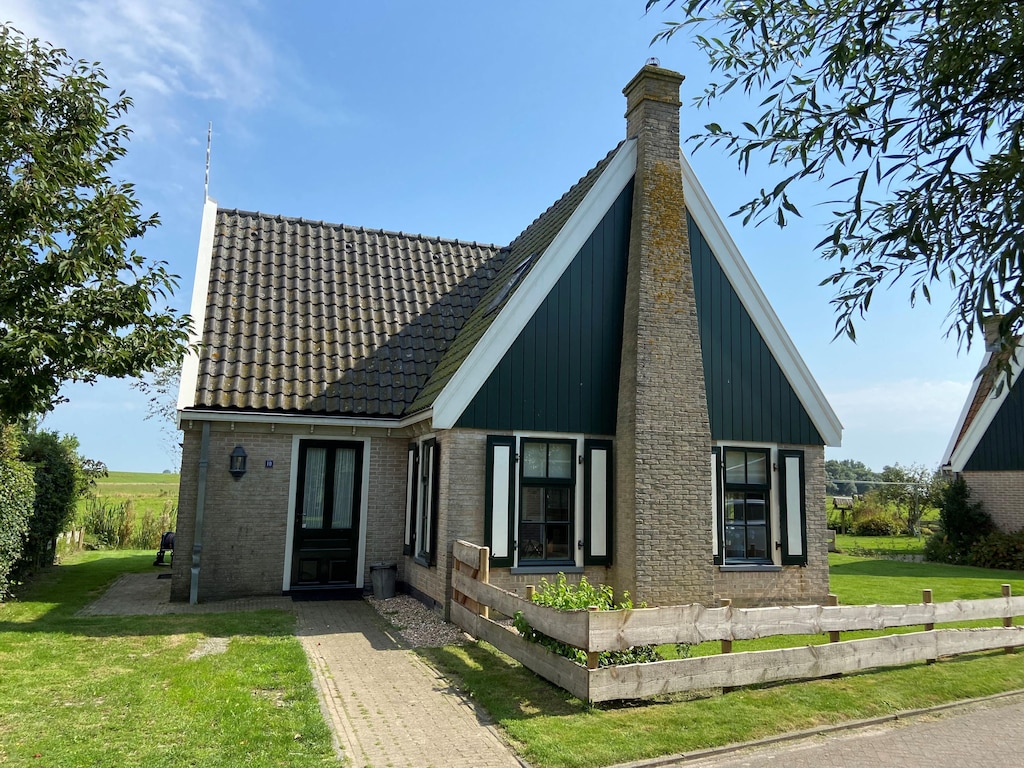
[190,421,210,605]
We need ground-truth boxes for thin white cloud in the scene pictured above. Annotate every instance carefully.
[7,0,276,115]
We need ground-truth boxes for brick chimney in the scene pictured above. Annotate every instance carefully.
[613,64,714,606]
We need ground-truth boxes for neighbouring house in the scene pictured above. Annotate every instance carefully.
[172,64,843,610]
[941,320,1024,532]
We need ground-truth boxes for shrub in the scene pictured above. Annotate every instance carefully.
[928,476,995,563]
[82,498,135,548]
[513,573,662,667]
[130,501,177,549]
[19,430,82,570]
[850,515,902,536]
[0,425,34,600]
[967,530,1024,571]
[923,532,957,564]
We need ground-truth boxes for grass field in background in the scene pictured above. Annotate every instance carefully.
[79,471,180,515]
[74,472,181,550]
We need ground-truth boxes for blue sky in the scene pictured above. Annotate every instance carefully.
[7,1,979,473]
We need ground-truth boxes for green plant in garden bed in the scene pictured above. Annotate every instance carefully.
[512,574,666,666]
[0,551,336,768]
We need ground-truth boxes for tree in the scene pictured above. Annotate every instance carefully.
[131,361,182,468]
[0,25,190,422]
[874,463,940,536]
[825,458,878,496]
[647,1,1024,362]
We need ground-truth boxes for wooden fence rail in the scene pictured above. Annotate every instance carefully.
[449,540,1024,703]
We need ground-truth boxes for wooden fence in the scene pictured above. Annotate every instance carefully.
[449,540,1024,703]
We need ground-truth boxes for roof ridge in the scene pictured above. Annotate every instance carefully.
[217,208,504,251]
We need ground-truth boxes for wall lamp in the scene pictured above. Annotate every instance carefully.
[229,446,248,479]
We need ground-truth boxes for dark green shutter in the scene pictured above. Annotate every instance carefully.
[404,444,418,556]
[712,447,724,565]
[779,449,807,566]
[485,436,516,567]
[428,440,440,566]
[583,440,613,566]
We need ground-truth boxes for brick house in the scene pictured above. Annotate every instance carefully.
[172,64,842,610]
[941,321,1024,532]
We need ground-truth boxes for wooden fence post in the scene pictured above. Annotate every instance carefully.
[586,606,600,670]
[827,594,840,644]
[1004,584,1015,654]
[923,589,935,664]
[719,598,734,692]
[479,546,490,619]
[525,585,535,601]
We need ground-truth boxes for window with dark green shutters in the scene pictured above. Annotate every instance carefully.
[518,439,575,564]
[723,447,771,563]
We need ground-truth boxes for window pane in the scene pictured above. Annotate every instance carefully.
[745,526,768,559]
[331,448,356,529]
[725,492,745,522]
[523,443,547,478]
[548,443,573,479]
[546,487,570,521]
[725,526,745,559]
[725,450,746,484]
[519,523,544,560]
[747,452,768,485]
[545,525,570,559]
[302,448,326,528]
[745,493,766,522]
[522,486,544,522]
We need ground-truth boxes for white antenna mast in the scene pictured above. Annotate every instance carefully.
[204,122,212,200]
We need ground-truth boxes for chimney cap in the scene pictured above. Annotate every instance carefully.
[646,57,660,67]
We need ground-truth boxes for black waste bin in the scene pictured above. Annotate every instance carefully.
[369,562,397,598]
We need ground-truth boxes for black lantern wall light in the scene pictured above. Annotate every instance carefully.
[229,446,248,479]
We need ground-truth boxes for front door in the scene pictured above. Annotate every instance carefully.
[291,440,363,588]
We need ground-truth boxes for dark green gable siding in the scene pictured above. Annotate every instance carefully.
[689,214,823,445]
[965,373,1024,471]
[456,181,633,433]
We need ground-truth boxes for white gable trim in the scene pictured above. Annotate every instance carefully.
[176,197,219,415]
[947,352,1022,472]
[680,152,843,447]
[941,349,993,467]
[431,139,638,429]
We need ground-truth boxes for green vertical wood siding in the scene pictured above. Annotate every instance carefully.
[456,181,634,433]
[689,214,823,445]
[965,374,1024,471]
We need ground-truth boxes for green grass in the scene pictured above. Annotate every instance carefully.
[420,554,1024,768]
[834,533,927,557]
[0,551,336,767]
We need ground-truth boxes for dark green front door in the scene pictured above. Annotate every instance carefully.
[292,440,362,588]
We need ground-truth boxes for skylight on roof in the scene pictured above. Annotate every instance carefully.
[483,254,535,316]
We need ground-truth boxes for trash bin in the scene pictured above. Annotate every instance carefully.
[369,562,397,598]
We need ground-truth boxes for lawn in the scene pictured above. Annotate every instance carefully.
[0,551,336,768]
[834,533,927,557]
[420,553,1024,768]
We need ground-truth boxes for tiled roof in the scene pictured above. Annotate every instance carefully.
[191,211,505,417]
[948,343,1017,460]
[409,142,625,413]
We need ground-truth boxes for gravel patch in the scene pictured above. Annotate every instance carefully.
[365,594,470,648]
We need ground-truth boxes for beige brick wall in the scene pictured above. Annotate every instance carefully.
[961,471,1024,532]
[172,420,409,603]
[713,445,830,607]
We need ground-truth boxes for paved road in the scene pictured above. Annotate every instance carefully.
[641,695,1024,768]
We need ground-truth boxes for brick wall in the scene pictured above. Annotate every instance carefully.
[615,65,715,606]
[172,420,408,603]
[961,470,1024,532]
[171,423,293,601]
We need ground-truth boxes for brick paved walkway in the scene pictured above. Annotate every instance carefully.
[84,574,521,768]
[296,600,521,768]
